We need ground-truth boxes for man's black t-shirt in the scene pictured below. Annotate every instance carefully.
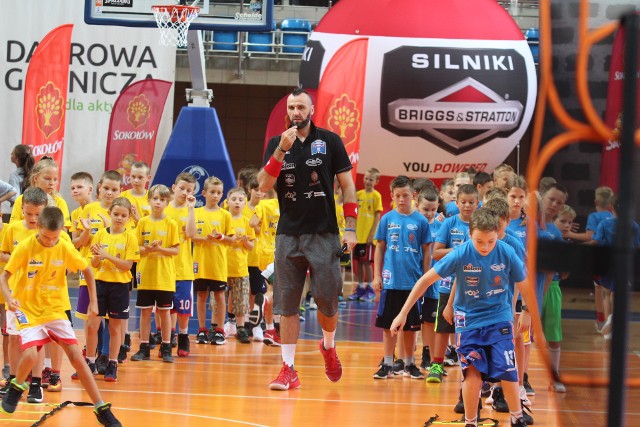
[263,122,352,236]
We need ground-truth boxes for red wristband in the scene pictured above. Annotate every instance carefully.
[344,202,358,219]
[263,156,283,178]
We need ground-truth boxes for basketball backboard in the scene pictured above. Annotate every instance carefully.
[85,0,274,32]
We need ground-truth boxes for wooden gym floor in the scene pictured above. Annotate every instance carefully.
[1,287,639,426]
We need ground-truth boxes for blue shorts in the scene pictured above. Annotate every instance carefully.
[172,280,193,316]
[456,321,518,383]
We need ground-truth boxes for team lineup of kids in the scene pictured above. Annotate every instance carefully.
[0,142,629,427]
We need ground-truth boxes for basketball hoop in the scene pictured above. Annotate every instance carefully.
[152,4,200,47]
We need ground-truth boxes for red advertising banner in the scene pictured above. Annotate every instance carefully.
[600,22,640,191]
[105,79,172,189]
[314,38,368,181]
[21,24,73,185]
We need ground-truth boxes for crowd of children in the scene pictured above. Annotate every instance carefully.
[0,151,628,427]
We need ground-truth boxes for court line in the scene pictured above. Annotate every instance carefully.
[116,407,270,426]
[60,386,640,416]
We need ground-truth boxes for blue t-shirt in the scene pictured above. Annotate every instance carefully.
[501,231,527,300]
[434,240,526,332]
[424,219,443,299]
[375,210,432,290]
[434,215,470,293]
[593,217,640,289]
[535,222,563,311]
[507,217,527,248]
[445,201,459,217]
[586,210,614,232]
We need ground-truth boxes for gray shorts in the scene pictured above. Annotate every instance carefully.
[274,233,342,317]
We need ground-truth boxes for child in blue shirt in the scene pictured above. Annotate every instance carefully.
[391,207,531,427]
[429,184,479,383]
[372,176,432,380]
[416,188,442,370]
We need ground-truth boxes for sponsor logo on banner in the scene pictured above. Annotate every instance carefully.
[380,46,529,154]
[326,94,362,147]
[103,0,133,7]
[35,82,65,138]
[127,94,151,128]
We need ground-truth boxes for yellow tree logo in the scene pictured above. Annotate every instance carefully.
[36,82,65,139]
[127,94,151,128]
[327,94,361,147]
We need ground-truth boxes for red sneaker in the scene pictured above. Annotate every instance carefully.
[41,367,52,388]
[319,339,342,382]
[263,329,281,346]
[269,362,301,390]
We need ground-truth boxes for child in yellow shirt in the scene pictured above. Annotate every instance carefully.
[10,158,71,229]
[250,190,280,346]
[0,206,122,426]
[245,178,265,341]
[130,185,180,363]
[89,198,140,381]
[193,177,232,345]
[73,170,122,377]
[120,161,152,229]
[225,188,255,343]
[164,173,197,357]
[0,187,71,398]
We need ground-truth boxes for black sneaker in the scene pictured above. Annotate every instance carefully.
[171,331,178,348]
[391,359,405,376]
[177,333,190,357]
[420,347,431,369]
[207,327,216,343]
[403,363,425,379]
[491,386,509,412]
[130,343,151,361]
[523,372,535,396]
[117,345,128,364]
[153,332,163,345]
[481,381,492,397]
[196,329,209,344]
[373,364,392,379]
[104,361,118,382]
[444,345,459,366]
[1,379,27,413]
[94,402,123,427]
[123,333,131,351]
[148,333,156,350]
[522,400,534,425]
[26,381,43,403]
[247,293,264,329]
[511,417,528,427]
[96,353,109,375]
[236,327,251,344]
[211,330,226,345]
[160,343,174,363]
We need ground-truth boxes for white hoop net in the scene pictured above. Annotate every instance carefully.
[152,5,200,47]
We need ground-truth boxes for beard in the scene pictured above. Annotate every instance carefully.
[291,112,311,129]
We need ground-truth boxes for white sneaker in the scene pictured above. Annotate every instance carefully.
[485,386,495,405]
[224,321,237,338]
[520,386,532,406]
[550,381,567,393]
[252,326,264,342]
[308,297,318,310]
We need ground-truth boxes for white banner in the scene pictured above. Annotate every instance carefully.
[0,0,176,212]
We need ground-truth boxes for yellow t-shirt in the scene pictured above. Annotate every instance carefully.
[193,207,232,282]
[165,203,195,281]
[356,189,383,243]
[76,202,110,287]
[136,215,180,292]
[10,194,72,228]
[4,234,86,329]
[121,189,151,230]
[254,198,279,271]
[243,203,260,268]
[90,228,140,283]
[227,215,255,278]
[1,221,71,256]
[0,226,5,304]
[335,196,345,241]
